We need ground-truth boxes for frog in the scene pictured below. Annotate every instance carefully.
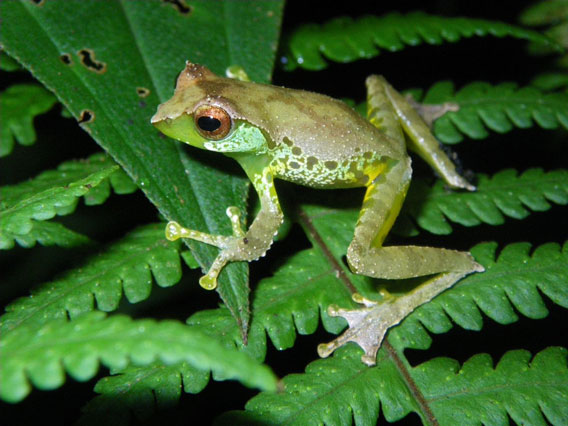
[151,62,483,365]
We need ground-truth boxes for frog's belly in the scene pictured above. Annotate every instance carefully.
[270,154,389,189]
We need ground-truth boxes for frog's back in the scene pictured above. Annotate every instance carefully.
[154,63,406,187]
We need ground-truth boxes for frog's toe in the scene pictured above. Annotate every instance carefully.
[165,221,183,241]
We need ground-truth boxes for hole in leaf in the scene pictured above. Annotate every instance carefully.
[78,49,107,74]
[162,0,192,15]
[78,109,95,124]
[31,0,45,6]
[136,87,150,98]
[59,53,72,66]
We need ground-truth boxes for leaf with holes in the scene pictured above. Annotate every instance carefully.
[0,0,284,338]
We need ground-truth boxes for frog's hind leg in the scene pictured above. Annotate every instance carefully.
[344,77,482,354]
[348,75,482,281]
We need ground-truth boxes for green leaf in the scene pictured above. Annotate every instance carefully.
[218,345,568,425]
[0,83,58,156]
[391,241,568,351]
[0,224,183,334]
[0,153,136,249]
[421,81,568,143]
[531,72,568,91]
[520,0,568,26]
[402,168,568,235]
[82,363,208,425]
[0,0,284,338]
[79,362,209,426]
[81,209,567,421]
[281,12,561,71]
[0,311,277,403]
[416,347,568,425]
[0,50,22,71]
[12,220,91,248]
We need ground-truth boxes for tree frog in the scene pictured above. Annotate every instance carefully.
[151,62,483,365]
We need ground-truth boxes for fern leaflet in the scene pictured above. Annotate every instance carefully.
[13,220,91,248]
[420,81,568,143]
[0,83,58,156]
[0,311,277,403]
[0,224,183,334]
[390,241,568,351]
[0,50,21,71]
[218,345,568,425]
[403,168,568,235]
[0,153,137,249]
[281,12,561,71]
[79,362,209,426]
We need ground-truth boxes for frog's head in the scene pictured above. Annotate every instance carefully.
[151,62,268,154]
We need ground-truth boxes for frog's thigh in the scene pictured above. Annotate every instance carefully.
[347,160,478,279]
[368,75,473,190]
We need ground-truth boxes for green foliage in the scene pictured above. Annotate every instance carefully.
[421,81,568,143]
[0,153,136,249]
[520,0,568,61]
[403,168,568,235]
[281,12,561,71]
[0,3,566,426]
[0,0,285,336]
[0,50,22,71]
[0,311,277,404]
[219,345,568,425]
[0,83,58,156]
[79,362,209,426]
[0,224,183,334]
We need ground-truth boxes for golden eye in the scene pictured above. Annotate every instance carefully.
[194,105,232,140]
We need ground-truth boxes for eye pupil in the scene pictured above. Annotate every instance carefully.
[197,116,221,132]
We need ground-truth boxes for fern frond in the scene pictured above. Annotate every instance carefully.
[0,224,183,334]
[13,220,91,248]
[281,12,560,71]
[520,0,568,26]
[403,168,568,235]
[0,83,58,156]
[79,362,208,426]
[421,81,568,143]
[82,220,567,418]
[0,153,137,249]
[218,345,568,425]
[520,0,568,56]
[532,72,568,92]
[0,311,277,403]
[391,241,568,351]
[414,347,568,425]
[0,50,21,71]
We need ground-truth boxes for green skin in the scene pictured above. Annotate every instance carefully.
[152,63,483,364]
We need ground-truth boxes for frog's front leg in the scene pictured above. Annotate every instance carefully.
[166,161,283,290]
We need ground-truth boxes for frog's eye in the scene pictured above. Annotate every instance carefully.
[194,106,232,140]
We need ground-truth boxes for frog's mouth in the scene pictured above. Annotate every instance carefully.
[151,113,207,150]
